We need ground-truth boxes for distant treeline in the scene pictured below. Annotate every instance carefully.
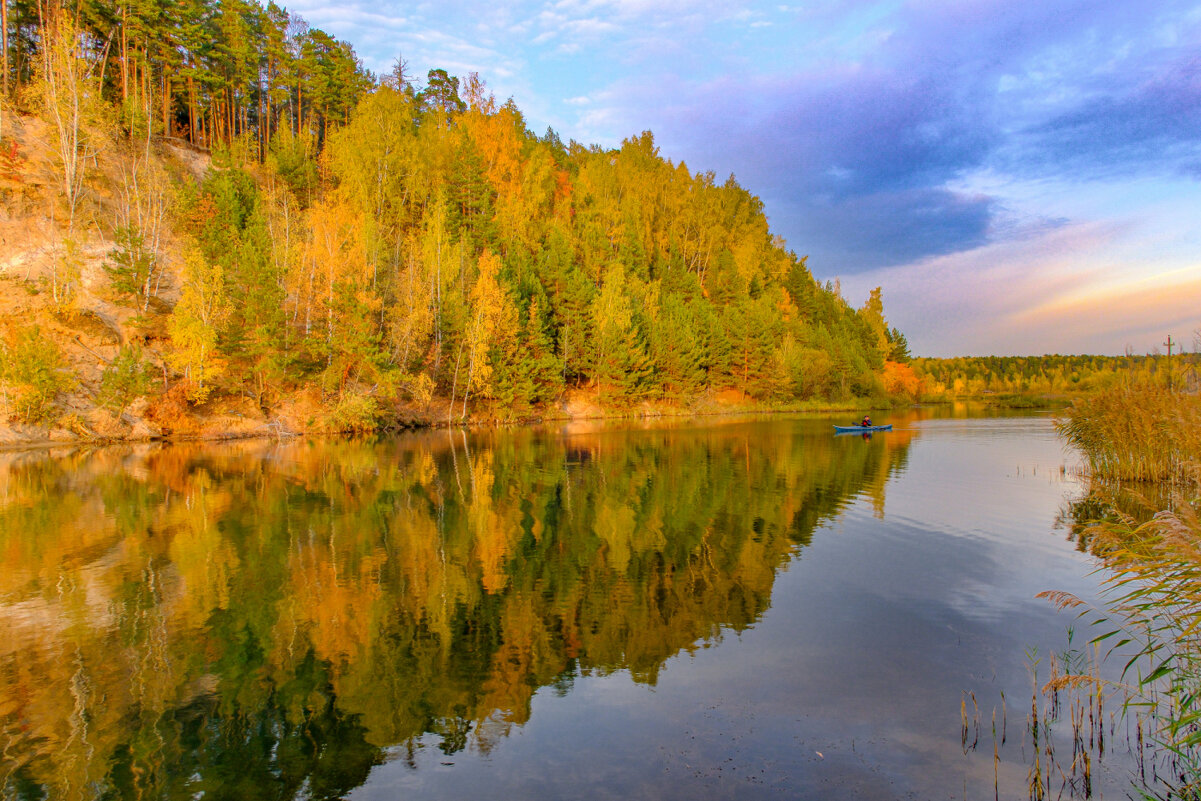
[0,0,918,428]
[911,352,1201,399]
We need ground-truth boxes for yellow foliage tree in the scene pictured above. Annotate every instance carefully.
[858,286,891,365]
[168,247,230,401]
[882,360,924,400]
[452,250,513,417]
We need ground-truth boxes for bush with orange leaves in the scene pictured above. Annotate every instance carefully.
[145,381,201,435]
[882,361,923,401]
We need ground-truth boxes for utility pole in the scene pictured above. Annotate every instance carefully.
[1164,334,1174,392]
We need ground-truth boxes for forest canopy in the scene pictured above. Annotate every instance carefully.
[0,0,915,430]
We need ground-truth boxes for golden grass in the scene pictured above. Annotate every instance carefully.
[1057,386,1201,486]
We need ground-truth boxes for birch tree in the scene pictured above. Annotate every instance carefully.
[30,11,108,305]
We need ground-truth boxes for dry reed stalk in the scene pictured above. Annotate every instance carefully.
[1057,386,1201,487]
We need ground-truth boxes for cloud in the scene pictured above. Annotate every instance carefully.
[1013,276,1201,354]
[837,219,1128,356]
[626,66,999,270]
[1011,53,1201,180]
[789,188,996,269]
[287,1,527,81]
[838,215,1201,357]
[561,16,622,36]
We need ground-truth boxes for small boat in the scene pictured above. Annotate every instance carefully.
[833,424,893,433]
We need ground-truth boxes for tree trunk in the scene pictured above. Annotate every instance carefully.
[742,335,749,401]
[449,342,463,425]
[187,74,196,145]
[119,4,126,102]
[258,67,265,160]
[1,0,8,139]
[264,57,273,153]
[1,0,7,96]
[141,48,149,116]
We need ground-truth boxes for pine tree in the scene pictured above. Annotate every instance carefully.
[650,293,706,398]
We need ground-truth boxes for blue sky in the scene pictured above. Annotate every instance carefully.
[287,0,1201,357]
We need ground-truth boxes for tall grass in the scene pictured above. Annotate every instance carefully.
[1043,386,1201,798]
[1056,386,1201,486]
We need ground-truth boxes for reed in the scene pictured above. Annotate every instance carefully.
[1056,385,1201,486]
[1039,503,1201,799]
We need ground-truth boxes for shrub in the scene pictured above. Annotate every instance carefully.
[99,344,152,415]
[882,360,923,401]
[103,226,155,302]
[325,390,381,432]
[0,326,74,423]
[144,381,196,433]
[407,373,435,409]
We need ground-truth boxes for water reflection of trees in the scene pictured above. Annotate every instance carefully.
[0,421,912,800]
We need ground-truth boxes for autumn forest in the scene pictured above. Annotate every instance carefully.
[0,0,920,437]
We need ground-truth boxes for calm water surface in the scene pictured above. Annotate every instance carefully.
[0,409,1124,799]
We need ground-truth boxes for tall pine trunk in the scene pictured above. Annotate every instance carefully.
[186,74,196,145]
[1,0,7,95]
[119,5,126,102]
[1,0,8,139]
[161,72,169,135]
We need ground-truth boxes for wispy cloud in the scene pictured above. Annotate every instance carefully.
[839,219,1132,356]
[840,210,1201,357]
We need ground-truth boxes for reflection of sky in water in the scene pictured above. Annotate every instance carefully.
[353,415,1123,801]
[842,417,1090,623]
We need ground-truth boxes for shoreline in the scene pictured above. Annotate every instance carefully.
[0,390,1076,454]
[0,395,893,453]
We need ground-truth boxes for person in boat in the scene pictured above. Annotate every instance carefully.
[860,415,872,427]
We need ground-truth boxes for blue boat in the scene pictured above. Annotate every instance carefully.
[833,424,893,433]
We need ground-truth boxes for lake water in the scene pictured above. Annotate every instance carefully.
[0,409,1138,799]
